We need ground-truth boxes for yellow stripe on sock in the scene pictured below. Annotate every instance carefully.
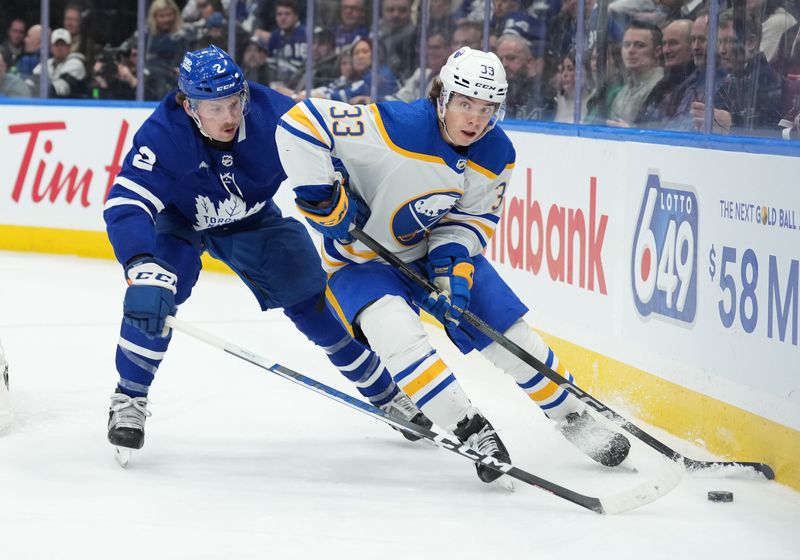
[402,359,447,397]
[529,380,560,402]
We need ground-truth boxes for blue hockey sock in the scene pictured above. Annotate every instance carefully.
[284,294,399,406]
[114,321,171,397]
[322,335,399,406]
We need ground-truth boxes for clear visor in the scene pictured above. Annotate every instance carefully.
[447,95,499,118]
[190,86,250,121]
[441,92,506,127]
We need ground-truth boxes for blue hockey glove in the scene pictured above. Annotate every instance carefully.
[423,251,474,326]
[123,257,178,338]
[295,178,359,244]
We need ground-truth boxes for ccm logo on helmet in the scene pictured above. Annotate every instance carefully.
[475,83,497,90]
[217,82,237,91]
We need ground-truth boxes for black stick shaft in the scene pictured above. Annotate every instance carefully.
[350,228,775,480]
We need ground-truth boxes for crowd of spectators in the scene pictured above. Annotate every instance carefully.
[0,0,798,138]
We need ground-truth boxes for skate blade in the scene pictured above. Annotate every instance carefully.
[114,446,132,468]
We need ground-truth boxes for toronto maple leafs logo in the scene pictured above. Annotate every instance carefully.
[193,195,265,230]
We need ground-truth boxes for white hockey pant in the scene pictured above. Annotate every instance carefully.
[480,319,581,421]
[358,295,472,431]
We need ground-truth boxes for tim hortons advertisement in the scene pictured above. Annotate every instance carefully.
[0,104,152,230]
[501,131,798,429]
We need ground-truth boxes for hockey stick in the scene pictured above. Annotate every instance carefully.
[350,227,775,480]
[165,315,682,514]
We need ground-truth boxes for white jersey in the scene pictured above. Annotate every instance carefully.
[276,98,516,272]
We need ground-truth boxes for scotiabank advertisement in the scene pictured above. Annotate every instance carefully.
[1,103,797,430]
[501,130,799,431]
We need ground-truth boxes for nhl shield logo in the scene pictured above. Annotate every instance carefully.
[456,158,467,170]
[221,155,233,167]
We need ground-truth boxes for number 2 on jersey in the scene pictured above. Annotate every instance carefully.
[330,106,364,137]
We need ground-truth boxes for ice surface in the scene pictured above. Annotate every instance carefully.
[0,252,797,560]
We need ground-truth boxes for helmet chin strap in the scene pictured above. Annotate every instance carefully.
[187,99,213,140]
[437,105,460,146]
[191,111,213,140]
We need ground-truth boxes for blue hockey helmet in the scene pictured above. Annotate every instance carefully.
[178,45,246,101]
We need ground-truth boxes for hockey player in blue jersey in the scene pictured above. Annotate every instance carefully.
[276,47,631,484]
[103,45,431,462]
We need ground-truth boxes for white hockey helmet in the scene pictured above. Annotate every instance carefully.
[437,47,507,141]
[438,47,508,104]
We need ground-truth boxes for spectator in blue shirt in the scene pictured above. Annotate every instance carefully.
[266,0,306,84]
[334,0,369,54]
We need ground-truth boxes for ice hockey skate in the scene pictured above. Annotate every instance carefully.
[557,410,631,467]
[379,391,433,441]
[108,389,151,467]
[454,410,513,489]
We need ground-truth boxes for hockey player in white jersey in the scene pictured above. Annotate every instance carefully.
[276,47,631,483]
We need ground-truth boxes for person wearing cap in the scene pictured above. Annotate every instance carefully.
[30,28,87,98]
[276,46,632,487]
[103,44,429,464]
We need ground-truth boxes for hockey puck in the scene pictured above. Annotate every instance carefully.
[707,491,733,502]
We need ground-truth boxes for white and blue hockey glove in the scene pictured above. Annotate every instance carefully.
[423,246,474,326]
[123,257,178,338]
[295,177,360,244]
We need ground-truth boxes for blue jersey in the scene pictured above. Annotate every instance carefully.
[267,24,308,82]
[103,82,294,266]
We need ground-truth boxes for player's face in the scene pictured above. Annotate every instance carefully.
[187,93,243,142]
[442,93,497,146]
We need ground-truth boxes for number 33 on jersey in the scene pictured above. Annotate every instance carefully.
[276,98,516,270]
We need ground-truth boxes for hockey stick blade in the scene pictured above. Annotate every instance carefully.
[165,316,679,514]
[683,458,775,479]
[350,228,775,481]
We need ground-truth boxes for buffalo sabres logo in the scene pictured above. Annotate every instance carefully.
[392,191,460,246]
[221,155,233,167]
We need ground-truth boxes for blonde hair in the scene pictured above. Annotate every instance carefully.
[147,0,183,35]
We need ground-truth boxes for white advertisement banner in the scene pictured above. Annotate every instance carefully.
[499,131,799,429]
[1,104,797,428]
[0,104,151,230]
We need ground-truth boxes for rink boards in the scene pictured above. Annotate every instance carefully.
[0,100,797,490]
